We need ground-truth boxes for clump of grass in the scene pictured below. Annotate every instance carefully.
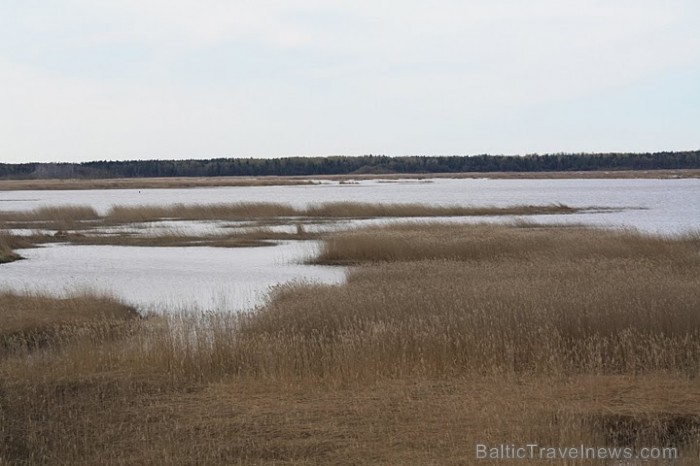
[0,241,20,263]
[0,233,32,264]
[0,292,139,355]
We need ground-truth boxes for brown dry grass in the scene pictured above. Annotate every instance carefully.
[0,292,139,356]
[0,234,32,264]
[104,202,298,223]
[52,228,315,248]
[20,202,582,225]
[0,239,19,264]
[104,202,584,223]
[314,222,700,264]
[0,205,101,232]
[2,373,698,465]
[1,203,588,247]
[247,227,700,379]
[2,224,700,464]
[0,205,99,222]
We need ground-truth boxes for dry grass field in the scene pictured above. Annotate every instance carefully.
[2,223,700,464]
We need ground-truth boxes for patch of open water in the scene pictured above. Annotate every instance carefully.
[1,241,345,314]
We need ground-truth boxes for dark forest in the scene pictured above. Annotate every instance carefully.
[2,151,699,179]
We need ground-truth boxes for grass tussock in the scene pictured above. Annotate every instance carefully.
[2,224,700,464]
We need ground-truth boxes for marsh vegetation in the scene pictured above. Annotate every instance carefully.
[0,234,30,264]
[2,221,700,464]
[0,201,587,249]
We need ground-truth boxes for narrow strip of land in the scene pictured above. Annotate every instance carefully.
[0,168,698,190]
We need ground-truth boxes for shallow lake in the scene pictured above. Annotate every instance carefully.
[1,178,699,233]
[1,241,344,314]
[1,178,699,313]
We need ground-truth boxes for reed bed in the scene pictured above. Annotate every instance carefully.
[104,202,298,223]
[2,224,700,464]
[238,258,700,378]
[56,228,314,248]
[0,205,101,232]
[0,205,99,222]
[0,202,589,247]
[2,201,585,226]
[0,292,139,356]
[104,202,584,223]
[314,222,700,264]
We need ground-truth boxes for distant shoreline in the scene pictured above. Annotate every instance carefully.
[0,169,698,190]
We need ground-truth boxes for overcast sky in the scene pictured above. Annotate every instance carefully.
[1,0,699,163]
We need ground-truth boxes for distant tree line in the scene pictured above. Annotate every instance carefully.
[1,151,699,179]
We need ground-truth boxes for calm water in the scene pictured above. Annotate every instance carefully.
[1,178,698,313]
[1,178,699,233]
[1,241,344,313]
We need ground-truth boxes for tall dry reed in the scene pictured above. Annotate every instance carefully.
[0,233,32,263]
[2,224,700,464]
[0,205,99,223]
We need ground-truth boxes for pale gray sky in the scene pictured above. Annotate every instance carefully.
[1,0,699,163]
